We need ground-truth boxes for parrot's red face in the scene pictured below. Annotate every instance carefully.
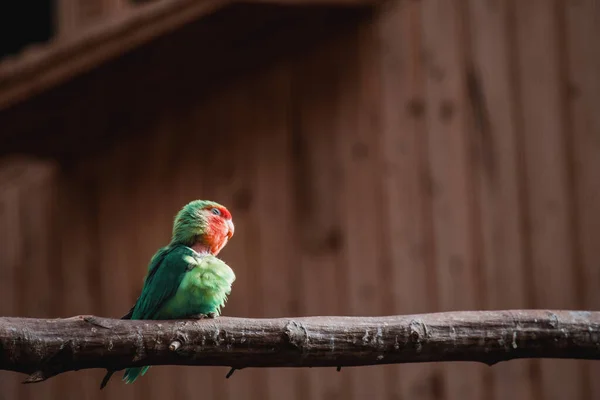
[201,204,234,255]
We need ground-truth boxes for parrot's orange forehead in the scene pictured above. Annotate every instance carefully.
[204,204,232,220]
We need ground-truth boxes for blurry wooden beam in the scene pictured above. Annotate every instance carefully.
[1,310,599,386]
[0,0,379,112]
[55,0,131,37]
[0,0,229,111]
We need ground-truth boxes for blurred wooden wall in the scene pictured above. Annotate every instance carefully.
[0,0,599,399]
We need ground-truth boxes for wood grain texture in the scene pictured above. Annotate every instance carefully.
[0,161,58,400]
[249,64,300,400]
[52,162,103,400]
[419,1,485,399]
[512,1,585,399]
[91,144,143,400]
[336,15,390,400]
[290,29,350,400]
[466,1,535,399]
[377,1,442,399]
[564,1,600,398]
[0,177,22,400]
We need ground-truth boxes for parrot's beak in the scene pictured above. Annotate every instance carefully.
[226,219,235,239]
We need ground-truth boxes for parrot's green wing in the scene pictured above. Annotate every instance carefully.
[100,245,199,389]
[131,245,198,320]
[120,247,174,319]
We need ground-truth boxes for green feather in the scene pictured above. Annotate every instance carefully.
[122,366,150,385]
[120,246,235,384]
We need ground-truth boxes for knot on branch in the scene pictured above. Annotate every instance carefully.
[169,330,189,352]
[169,340,182,352]
[408,319,429,350]
[284,320,308,351]
[546,312,559,329]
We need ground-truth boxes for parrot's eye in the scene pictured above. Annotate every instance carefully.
[211,207,221,216]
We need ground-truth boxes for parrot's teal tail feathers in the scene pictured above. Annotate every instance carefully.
[122,366,150,384]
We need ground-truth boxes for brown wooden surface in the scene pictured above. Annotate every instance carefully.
[565,1,600,398]
[466,1,535,399]
[0,0,598,399]
[378,1,442,399]
[291,32,350,400]
[420,1,485,399]
[514,1,586,399]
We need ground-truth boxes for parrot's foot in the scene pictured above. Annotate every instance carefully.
[188,312,216,319]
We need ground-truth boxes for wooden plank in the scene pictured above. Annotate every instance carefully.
[377,1,444,399]
[333,17,389,400]
[564,0,600,398]
[245,64,300,400]
[512,1,584,399]
[93,144,140,400]
[420,1,484,399]
[0,163,60,400]
[51,161,104,400]
[466,1,536,399]
[18,165,59,400]
[0,184,21,400]
[290,30,349,400]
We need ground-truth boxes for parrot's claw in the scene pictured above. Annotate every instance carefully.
[188,312,216,320]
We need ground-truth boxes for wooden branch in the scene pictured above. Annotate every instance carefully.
[1,310,599,384]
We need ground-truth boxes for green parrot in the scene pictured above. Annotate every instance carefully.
[100,199,236,388]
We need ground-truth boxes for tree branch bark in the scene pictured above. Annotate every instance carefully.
[1,310,599,383]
